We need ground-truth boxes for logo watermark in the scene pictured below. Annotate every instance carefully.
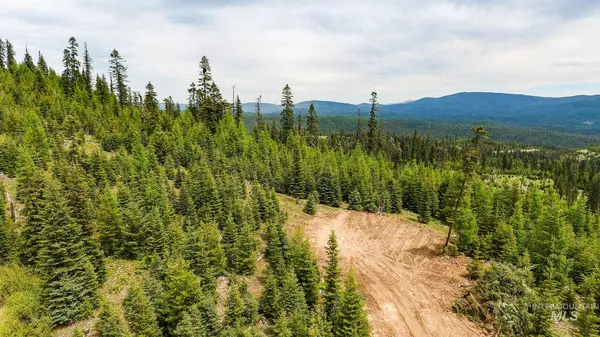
[498,302,599,322]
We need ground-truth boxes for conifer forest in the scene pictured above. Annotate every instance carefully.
[3,37,600,337]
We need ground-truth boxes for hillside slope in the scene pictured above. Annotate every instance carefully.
[281,198,487,337]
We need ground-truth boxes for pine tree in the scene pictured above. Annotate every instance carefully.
[455,207,479,256]
[254,95,264,135]
[491,221,518,263]
[123,285,161,337]
[443,126,487,250]
[198,56,213,105]
[280,84,295,142]
[390,179,403,213]
[60,164,106,283]
[109,49,128,107]
[173,305,206,337]
[97,188,124,256]
[288,231,320,308]
[61,37,80,96]
[95,304,126,337]
[324,231,342,321]
[280,268,308,316]
[37,51,49,75]
[17,150,46,266]
[6,40,16,69]
[23,46,36,71]
[260,267,283,319]
[235,95,244,125]
[273,313,293,337]
[225,282,246,327]
[82,42,93,95]
[335,270,370,337]
[317,168,341,207]
[38,180,99,325]
[159,258,203,334]
[290,147,306,199]
[367,92,379,153]
[348,189,363,211]
[0,182,13,264]
[304,191,318,215]
[306,103,319,146]
[0,39,5,69]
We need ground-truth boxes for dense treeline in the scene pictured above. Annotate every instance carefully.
[0,37,369,337]
[3,36,600,336]
[246,114,600,148]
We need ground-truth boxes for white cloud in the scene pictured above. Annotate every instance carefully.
[2,0,600,104]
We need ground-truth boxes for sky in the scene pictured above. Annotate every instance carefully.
[3,0,600,104]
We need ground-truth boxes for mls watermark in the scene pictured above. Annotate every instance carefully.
[499,302,600,322]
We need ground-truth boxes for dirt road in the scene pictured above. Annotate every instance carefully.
[304,209,486,337]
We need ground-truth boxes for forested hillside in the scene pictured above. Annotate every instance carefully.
[3,36,600,337]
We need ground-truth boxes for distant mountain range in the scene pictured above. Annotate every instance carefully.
[164,92,600,136]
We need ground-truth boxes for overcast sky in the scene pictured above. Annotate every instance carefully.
[3,0,600,104]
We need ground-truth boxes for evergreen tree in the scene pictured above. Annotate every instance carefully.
[6,40,16,69]
[38,180,99,325]
[306,103,319,146]
[324,231,342,321]
[225,282,246,327]
[443,126,487,249]
[23,46,36,71]
[290,147,306,199]
[260,267,283,319]
[37,51,48,75]
[288,231,320,308]
[0,39,5,69]
[235,95,243,125]
[317,168,341,207]
[123,285,161,337]
[367,92,379,153]
[96,304,126,337]
[348,189,363,211]
[335,270,369,337]
[97,188,124,256]
[17,150,46,266]
[61,37,80,96]
[254,95,264,135]
[159,258,203,334]
[280,84,295,142]
[455,206,479,256]
[173,305,206,337]
[491,221,518,263]
[82,42,93,95]
[0,182,13,264]
[304,191,318,215]
[109,49,128,107]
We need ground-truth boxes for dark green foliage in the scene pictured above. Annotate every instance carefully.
[123,285,161,337]
[95,304,126,337]
[38,180,99,325]
[288,231,320,308]
[324,231,341,321]
[303,191,318,215]
[335,270,369,337]
[225,282,246,327]
[280,84,295,142]
[348,190,362,211]
[158,259,203,334]
[367,92,379,153]
[97,188,124,256]
[317,168,341,207]
[173,305,206,337]
[0,182,14,264]
[306,103,319,146]
[109,49,128,107]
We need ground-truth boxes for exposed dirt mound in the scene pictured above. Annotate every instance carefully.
[304,209,487,337]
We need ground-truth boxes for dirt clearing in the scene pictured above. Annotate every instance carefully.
[298,206,487,337]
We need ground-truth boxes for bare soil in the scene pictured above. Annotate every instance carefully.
[303,209,487,337]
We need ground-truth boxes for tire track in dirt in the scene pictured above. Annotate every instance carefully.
[305,210,486,337]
